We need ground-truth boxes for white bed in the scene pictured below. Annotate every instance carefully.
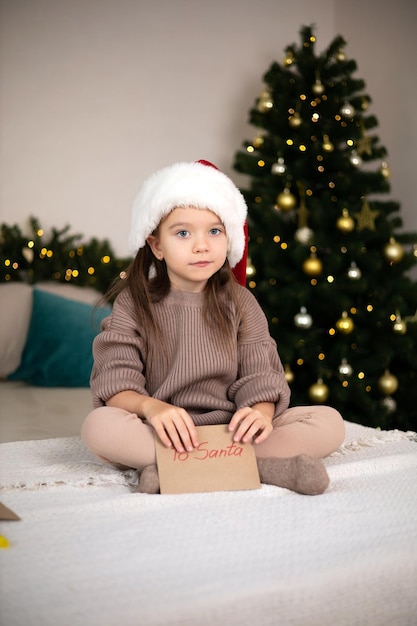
[1,418,416,626]
[1,282,417,625]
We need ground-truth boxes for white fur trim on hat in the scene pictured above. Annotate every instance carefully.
[128,161,247,268]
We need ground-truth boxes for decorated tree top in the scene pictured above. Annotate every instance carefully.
[234,25,417,431]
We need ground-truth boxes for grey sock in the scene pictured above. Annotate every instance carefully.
[257,454,329,495]
[136,464,160,494]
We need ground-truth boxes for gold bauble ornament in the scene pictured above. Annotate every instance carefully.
[335,49,346,62]
[284,50,294,66]
[253,133,264,148]
[378,370,398,396]
[308,379,329,403]
[380,161,391,178]
[22,246,34,263]
[257,90,273,113]
[275,188,297,211]
[284,364,295,384]
[312,79,325,95]
[383,237,404,264]
[302,254,323,276]
[336,208,355,233]
[246,258,256,278]
[289,112,302,127]
[322,134,334,152]
[336,311,355,334]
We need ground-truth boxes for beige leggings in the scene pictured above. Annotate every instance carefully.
[81,404,346,470]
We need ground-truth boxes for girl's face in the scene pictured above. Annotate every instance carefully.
[147,206,228,292]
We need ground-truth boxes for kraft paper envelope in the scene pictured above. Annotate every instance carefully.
[155,424,261,494]
[0,503,21,521]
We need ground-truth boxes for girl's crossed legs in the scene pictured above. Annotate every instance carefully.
[82,404,345,472]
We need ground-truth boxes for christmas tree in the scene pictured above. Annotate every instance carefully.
[0,216,130,295]
[234,25,417,431]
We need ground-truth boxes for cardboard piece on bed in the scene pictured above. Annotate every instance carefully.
[155,424,261,494]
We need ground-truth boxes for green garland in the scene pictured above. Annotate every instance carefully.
[0,217,131,294]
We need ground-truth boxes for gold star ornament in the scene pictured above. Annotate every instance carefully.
[354,198,380,231]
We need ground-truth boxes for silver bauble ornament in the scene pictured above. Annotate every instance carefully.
[294,306,313,329]
[271,157,286,175]
[382,396,397,414]
[349,150,362,167]
[338,358,353,377]
[295,226,314,245]
[347,261,362,280]
[393,315,407,334]
[340,101,356,118]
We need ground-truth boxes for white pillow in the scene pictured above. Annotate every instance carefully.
[0,283,33,378]
[36,282,104,305]
[0,282,105,379]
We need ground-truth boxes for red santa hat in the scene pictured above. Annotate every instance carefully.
[128,160,248,270]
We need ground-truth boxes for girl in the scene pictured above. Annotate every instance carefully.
[82,160,345,495]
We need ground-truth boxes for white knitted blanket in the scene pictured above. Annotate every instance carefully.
[1,422,416,626]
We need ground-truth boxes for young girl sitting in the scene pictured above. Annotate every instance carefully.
[81,160,345,495]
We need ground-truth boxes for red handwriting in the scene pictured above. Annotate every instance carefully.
[173,441,244,462]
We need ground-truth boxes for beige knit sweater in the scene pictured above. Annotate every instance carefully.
[90,285,290,425]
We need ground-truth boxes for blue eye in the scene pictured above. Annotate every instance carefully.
[177,230,189,238]
[210,228,222,235]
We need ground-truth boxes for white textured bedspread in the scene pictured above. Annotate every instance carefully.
[1,422,416,626]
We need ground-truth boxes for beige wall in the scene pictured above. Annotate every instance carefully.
[334,0,417,241]
[0,0,415,257]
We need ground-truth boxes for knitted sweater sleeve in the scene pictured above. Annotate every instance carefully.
[228,287,291,418]
[90,290,148,407]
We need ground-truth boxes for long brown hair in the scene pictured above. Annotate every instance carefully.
[106,241,242,345]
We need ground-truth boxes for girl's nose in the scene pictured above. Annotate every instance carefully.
[193,235,209,252]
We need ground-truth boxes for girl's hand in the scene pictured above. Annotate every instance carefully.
[228,404,274,445]
[144,399,199,453]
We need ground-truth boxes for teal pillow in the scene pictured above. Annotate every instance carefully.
[8,288,111,387]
